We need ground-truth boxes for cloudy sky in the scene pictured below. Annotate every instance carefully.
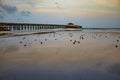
[0,0,120,28]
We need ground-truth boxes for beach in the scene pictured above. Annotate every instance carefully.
[0,29,120,80]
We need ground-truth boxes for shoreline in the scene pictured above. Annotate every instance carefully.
[0,29,120,37]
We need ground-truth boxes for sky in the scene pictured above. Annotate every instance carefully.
[0,0,120,28]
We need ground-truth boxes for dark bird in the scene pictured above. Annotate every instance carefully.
[70,40,72,42]
[78,41,80,44]
[24,44,27,47]
[115,45,118,48]
[73,40,76,44]
[20,41,22,44]
[45,39,47,41]
[40,42,43,44]
[117,40,119,42]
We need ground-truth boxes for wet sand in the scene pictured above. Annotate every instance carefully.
[0,30,120,80]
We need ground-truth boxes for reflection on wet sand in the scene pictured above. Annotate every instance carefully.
[0,30,120,80]
[107,63,120,76]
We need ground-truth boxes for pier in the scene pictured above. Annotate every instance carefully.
[0,23,82,31]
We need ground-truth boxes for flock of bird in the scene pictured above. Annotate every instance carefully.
[18,32,119,48]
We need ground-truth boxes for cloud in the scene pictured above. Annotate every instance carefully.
[0,2,32,20]
[117,0,120,8]
[118,0,120,4]
[0,11,4,19]
[0,0,3,4]
[21,11,31,16]
[54,1,64,9]
[0,4,17,14]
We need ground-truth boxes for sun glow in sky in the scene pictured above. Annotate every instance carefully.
[0,0,120,28]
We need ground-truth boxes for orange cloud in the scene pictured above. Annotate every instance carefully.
[117,0,120,7]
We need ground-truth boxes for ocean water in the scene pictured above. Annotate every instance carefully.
[0,29,120,80]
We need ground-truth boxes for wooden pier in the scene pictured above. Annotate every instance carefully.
[0,23,82,31]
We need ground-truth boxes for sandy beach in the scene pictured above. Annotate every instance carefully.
[0,29,120,80]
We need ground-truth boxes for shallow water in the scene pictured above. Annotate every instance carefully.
[0,29,120,80]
